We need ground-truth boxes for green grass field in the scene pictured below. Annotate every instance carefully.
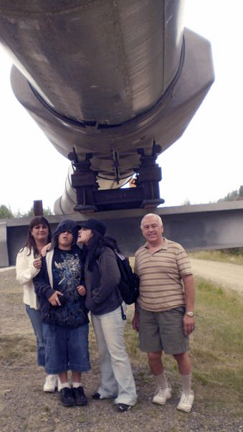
[189,249,243,265]
[124,273,243,415]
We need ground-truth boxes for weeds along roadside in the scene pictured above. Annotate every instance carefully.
[124,276,243,413]
[189,249,243,265]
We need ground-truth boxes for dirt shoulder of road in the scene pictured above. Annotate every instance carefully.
[190,258,243,295]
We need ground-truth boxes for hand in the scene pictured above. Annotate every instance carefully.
[33,256,42,269]
[132,310,139,332]
[183,314,195,336]
[48,291,63,306]
[41,243,51,257]
[77,285,86,296]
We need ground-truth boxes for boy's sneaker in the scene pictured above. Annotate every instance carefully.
[60,387,75,407]
[72,386,88,406]
[152,386,172,405]
[43,374,58,392]
[177,391,194,413]
[116,403,131,412]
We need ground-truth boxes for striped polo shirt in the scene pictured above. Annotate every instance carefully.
[135,238,193,312]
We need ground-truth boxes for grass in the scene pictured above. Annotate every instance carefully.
[0,335,36,365]
[192,278,243,397]
[0,335,36,367]
[1,269,243,424]
[189,249,243,265]
[124,276,243,411]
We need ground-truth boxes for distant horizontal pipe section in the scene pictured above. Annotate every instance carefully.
[1,201,243,267]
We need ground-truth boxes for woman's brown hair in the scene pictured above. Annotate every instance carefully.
[24,216,52,256]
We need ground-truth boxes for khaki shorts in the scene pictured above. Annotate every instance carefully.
[139,306,189,355]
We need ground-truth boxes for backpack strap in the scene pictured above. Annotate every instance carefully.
[121,304,126,320]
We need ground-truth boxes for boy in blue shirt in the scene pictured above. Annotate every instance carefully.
[34,219,90,407]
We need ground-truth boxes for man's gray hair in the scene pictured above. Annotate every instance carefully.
[140,213,163,229]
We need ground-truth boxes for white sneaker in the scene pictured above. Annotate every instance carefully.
[43,374,58,392]
[177,391,194,413]
[152,386,172,405]
[57,376,62,392]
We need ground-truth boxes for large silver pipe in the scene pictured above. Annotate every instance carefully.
[0,0,185,124]
[0,0,214,214]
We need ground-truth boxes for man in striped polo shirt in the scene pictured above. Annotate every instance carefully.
[132,213,195,413]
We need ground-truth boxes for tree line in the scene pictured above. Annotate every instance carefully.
[0,205,53,219]
[183,185,243,206]
[217,185,243,202]
[1,185,243,219]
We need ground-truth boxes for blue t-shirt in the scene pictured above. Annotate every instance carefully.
[53,248,82,298]
[48,248,87,328]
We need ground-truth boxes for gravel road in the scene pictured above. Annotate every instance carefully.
[190,259,243,295]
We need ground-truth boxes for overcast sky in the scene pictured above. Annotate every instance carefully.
[0,0,242,214]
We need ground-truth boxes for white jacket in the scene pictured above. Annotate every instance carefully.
[16,247,40,309]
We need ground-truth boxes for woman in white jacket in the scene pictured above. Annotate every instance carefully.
[16,216,57,392]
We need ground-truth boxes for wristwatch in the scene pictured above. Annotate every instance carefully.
[186,311,195,317]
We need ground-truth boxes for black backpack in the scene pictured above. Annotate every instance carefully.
[115,251,140,305]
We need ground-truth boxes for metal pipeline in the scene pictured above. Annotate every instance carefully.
[0,0,214,213]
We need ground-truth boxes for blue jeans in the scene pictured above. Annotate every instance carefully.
[92,305,137,406]
[25,305,45,367]
[42,323,90,375]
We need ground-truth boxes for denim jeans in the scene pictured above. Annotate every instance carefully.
[42,323,90,375]
[25,305,45,367]
[91,304,137,406]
